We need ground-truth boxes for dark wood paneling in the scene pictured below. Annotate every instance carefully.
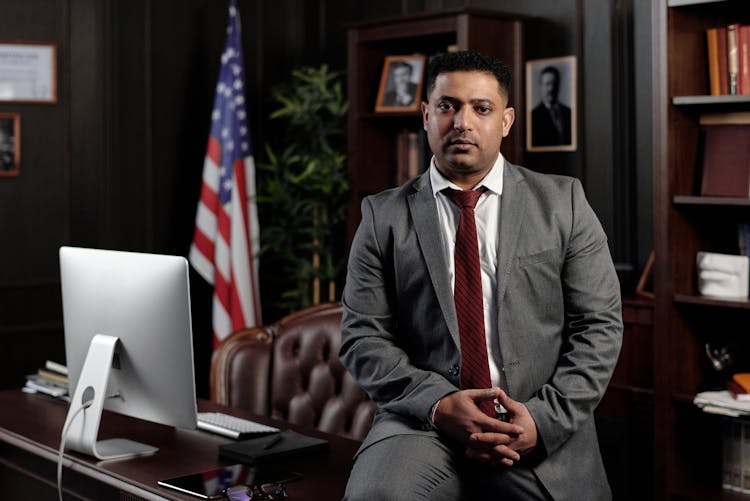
[596,298,654,501]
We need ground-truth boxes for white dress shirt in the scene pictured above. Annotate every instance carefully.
[429,153,504,388]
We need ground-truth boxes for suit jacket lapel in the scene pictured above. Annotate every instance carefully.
[498,163,528,301]
[493,163,528,394]
[408,174,460,346]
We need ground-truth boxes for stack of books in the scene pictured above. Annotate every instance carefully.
[694,374,750,416]
[23,360,70,400]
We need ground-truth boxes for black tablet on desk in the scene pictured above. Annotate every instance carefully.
[219,429,328,464]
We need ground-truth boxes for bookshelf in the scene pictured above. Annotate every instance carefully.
[653,0,750,498]
[345,8,525,241]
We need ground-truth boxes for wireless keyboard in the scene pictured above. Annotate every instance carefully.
[197,412,280,440]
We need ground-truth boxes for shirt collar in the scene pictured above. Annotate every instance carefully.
[429,154,504,197]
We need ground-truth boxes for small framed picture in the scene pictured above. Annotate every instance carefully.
[0,113,20,176]
[375,54,426,113]
[0,42,57,103]
[525,56,577,152]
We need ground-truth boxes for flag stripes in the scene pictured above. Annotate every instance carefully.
[190,0,261,347]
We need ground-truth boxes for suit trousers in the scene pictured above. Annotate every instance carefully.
[342,434,552,501]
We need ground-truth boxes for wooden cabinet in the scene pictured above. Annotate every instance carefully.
[653,0,750,498]
[344,8,525,240]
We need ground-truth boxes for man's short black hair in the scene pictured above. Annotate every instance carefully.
[425,50,512,101]
[392,61,414,74]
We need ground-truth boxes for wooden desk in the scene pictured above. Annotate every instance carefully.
[0,390,359,500]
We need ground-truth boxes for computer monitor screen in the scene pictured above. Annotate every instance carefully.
[60,246,197,459]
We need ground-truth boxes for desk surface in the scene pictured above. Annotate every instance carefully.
[0,390,359,500]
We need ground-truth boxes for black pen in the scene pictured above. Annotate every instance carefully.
[263,434,283,450]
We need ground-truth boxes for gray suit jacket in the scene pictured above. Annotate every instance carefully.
[340,162,622,500]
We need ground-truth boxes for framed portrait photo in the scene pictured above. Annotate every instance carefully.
[375,54,426,113]
[525,56,577,152]
[0,113,20,176]
[0,42,57,103]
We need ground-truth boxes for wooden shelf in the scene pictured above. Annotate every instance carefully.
[674,294,750,309]
[668,0,730,7]
[673,486,750,501]
[674,196,750,207]
[673,95,750,106]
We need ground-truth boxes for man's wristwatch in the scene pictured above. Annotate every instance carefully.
[495,399,510,422]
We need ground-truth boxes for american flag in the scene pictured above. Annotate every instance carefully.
[189,0,261,347]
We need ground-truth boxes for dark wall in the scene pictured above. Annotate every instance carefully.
[0,0,651,399]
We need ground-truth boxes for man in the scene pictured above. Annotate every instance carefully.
[0,120,14,171]
[382,61,418,107]
[340,50,622,500]
[531,65,572,147]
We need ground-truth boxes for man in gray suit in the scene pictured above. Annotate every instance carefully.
[340,51,622,500]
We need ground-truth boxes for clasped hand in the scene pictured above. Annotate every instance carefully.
[432,388,537,467]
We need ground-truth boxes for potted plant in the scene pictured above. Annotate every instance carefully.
[257,65,348,315]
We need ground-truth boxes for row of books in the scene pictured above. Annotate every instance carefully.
[395,129,428,186]
[706,23,750,96]
[723,418,750,494]
[22,360,70,401]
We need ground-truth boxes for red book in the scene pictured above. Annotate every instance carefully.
[700,125,750,197]
[740,25,750,95]
[726,379,750,401]
[718,27,729,95]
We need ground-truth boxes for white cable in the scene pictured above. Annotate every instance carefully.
[57,402,89,501]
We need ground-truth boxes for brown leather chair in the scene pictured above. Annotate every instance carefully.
[210,303,376,441]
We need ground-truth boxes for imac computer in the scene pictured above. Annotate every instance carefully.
[59,246,198,460]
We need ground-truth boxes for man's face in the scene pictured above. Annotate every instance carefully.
[0,128,11,153]
[393,65,411,91]
[540,71,559,106]
[421,71,514,183]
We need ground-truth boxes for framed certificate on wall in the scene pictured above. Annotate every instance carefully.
[0,42,57,103]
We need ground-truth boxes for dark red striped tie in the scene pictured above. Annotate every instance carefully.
[447,189,494,417]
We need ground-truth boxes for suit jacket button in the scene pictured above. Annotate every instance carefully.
[449,364,460,376]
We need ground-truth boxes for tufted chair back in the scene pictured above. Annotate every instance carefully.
[210,303,376,441]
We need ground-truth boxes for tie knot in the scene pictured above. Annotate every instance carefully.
[447,189,483,209]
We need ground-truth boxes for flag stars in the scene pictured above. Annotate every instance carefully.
[212,110,221,121]
[221,48,235,64]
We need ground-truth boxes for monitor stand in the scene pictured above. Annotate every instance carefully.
[62,334,158,460]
